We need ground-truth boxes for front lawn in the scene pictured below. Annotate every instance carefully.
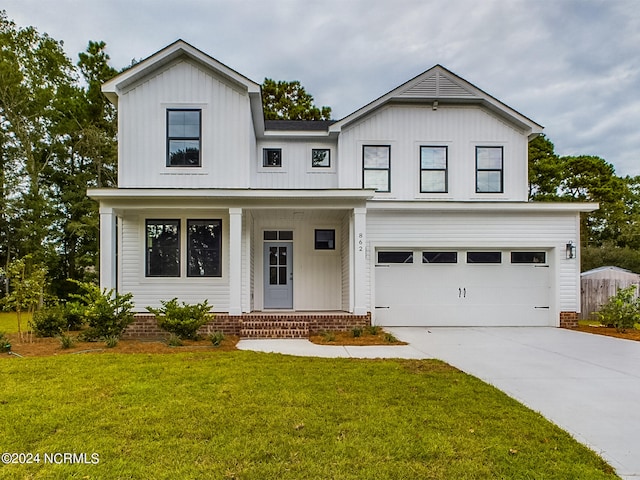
[0,352,617,479]
[0,311,31,334]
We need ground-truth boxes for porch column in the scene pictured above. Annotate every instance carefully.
[352,207,367,315]
[228,208,243,315]
[99,206,117,291]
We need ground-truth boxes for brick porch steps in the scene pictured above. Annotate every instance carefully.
[240,320,309,339]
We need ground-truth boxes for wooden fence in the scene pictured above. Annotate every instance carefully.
[580,278,640,320]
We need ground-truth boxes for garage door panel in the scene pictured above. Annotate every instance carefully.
[375,250,551,327]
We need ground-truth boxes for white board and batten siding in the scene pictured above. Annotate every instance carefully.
[252,139,339,189]
[118,59,252,189]
[338,105,529,201]
[119,211,231,312]
[366,209,582,327]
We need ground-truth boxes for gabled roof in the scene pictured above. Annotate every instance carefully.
[102,40,264,132]
[329,65,543,139]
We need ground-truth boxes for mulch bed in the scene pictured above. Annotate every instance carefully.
[1,334,238,358]
[571,325,640,342]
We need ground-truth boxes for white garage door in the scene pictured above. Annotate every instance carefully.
[375,250,551,327]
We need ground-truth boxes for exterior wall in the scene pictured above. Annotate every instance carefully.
[365,209,583,323]
[119,210,231,312]
[251,210,345,311]
[252,138,338,189]
[117,59,251,188]
[338,105,528,201]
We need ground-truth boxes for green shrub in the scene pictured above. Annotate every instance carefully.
[30,305,67,337]
[103,335,119,348]
[597,285,640,332]
[63,301,86,331]
[58,333,76,349]
[147,298,212,340]
[0,332,11,352]
[209,331,225,347]
[321,331,336,342]
[351,327,363,338]
[166,334,183,347]
[383,332,398,343]
[366,325,381,335]
[72,282,135,340]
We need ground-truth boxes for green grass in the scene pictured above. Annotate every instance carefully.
[0,311,32,334]
[0,352,617,479]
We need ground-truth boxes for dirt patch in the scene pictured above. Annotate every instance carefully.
[1,334,238,358]
[572,325,640,342]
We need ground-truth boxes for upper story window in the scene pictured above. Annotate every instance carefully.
[476,146,503,193]
[420,146,448,193]
[363,145,390,192]
[167,109,201,167]
[312,149,331,168]
[263,148,282,167]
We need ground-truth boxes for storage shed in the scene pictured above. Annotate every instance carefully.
[580,266,640,320]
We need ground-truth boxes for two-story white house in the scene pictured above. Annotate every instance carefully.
[88,40,596,337]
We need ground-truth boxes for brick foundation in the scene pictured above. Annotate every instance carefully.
[123,312,371,339]
[559,311,579,329]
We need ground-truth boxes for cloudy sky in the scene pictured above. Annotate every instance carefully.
[5,0,640,176]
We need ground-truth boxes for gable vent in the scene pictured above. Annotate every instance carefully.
[400,71,476,99]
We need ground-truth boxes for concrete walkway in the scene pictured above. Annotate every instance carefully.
[238,327,640,480]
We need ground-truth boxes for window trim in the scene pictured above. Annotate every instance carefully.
[146,219,181,277]
[363,145,391,192]
[311,148,331,168]
[314,229,336,250]
[263,148,282,167]
[166,109,202,168]
[420,145,448,193]
[475,146,504,193]
[187,219,222,278]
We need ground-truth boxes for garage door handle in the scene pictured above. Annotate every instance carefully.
[375,306,390,309]
[535,306,550,309]
[459,288,466,298]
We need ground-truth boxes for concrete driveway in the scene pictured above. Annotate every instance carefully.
[386,327,640,480]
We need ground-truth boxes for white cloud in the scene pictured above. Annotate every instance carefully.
[4,0,640,175]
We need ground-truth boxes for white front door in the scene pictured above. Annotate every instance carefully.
[264,242,293,309]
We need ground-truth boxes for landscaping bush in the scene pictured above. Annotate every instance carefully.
[63,301,86,331]
[0,331,10,352]
[72,282,135,340]
[30,305,67,337]
[209,331,225,347]
[58,333,76,349]
[147,298,212,340]
[597,284,640,332]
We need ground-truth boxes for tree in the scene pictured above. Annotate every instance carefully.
[262,78,331,120]
[0,255,47,340]
[528,135,563,201]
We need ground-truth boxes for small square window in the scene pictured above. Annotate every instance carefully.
[312,149,331,167]
[263,148,282,167]
[315,229,335,250]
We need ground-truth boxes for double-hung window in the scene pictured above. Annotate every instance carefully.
[363,145,390,192]
[167,109,201,167]
[420,146,448,193]
[476,146,503,193]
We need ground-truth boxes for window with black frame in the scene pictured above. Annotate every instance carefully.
[187,220,222,277]
[363,145,390,192]
[167,109,201,167]
[146,220,180,276]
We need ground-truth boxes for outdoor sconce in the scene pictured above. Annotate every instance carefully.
[566,241,576,259]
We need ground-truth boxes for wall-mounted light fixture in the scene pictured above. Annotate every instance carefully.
[566,241,576,259]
